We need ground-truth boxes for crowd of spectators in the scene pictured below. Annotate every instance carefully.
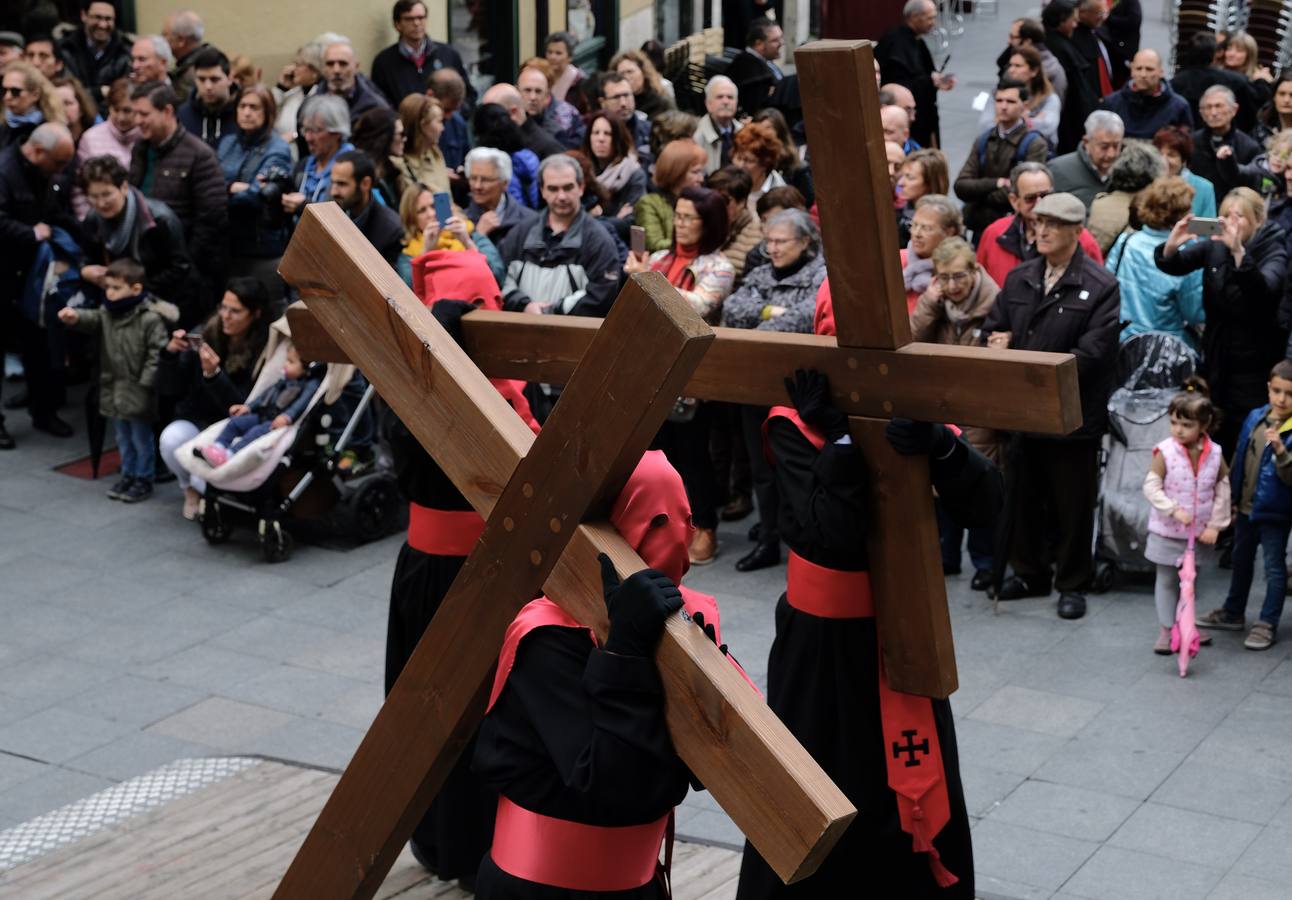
[4,0,1292,628]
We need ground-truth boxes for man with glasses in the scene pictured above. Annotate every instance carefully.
[981,192,1120,621]
[599,72,652,166]
[1050,109,1125,207]
[371,0,474,109]
[307,36,389,126]
[462,146,537,245]
[57,0,132,97]
[977,162,1103,288]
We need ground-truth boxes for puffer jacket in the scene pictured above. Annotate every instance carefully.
[66,297,177,420]
[1106,227,1204,347]
[129,125,229,283]
[981,244,1121,438]
[722,254,828,333]
[217,129,294,259]
[722,207,763,282]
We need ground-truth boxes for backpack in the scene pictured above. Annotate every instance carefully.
[975,127,1046,169]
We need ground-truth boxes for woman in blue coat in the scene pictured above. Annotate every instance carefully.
[217,84,293,305]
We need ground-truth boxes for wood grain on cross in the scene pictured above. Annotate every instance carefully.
[272,203,855,900]
[288,43,1082,700]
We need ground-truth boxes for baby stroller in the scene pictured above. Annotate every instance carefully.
[1093,332,1201,590]
[177,317,401,562]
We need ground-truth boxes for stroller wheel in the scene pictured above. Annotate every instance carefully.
[201,500,232,544]
[260,519,294,563]
[354,478,397,543]
[1092,560,1116,594]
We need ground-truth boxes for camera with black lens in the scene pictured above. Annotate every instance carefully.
[258,165,296,229]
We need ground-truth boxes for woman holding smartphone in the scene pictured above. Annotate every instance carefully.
[624,186,734,564]
[156,278,271,519]
[1156,187,1289,453]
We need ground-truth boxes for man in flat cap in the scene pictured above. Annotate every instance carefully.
[980,192,1121,620]
[0,33,25,66]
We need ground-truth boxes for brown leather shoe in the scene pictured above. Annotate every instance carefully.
[689,527,719,565]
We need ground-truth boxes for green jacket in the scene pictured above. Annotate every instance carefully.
[633,192,675,253]
[68,298,176,421]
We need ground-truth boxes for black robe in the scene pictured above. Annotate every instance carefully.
[735,421,1001,900]
[471,626,691,898]
[876,24,940,148]
[384,415,495,881]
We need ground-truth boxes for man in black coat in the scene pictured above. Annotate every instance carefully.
[982,192,1120,621]
[724,18,800,123]
[1191,85,1263,202]
[1069,0,1117,102]
[876,0,953,149]
[0,123,77,446]
[330,150,404,265]
[370,0,475,109]
[308,38,390,128]
[1044,0,1100,154]
[56,0,131,97]
[1171,32,1257,134]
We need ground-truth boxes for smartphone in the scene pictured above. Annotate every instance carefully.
[630,225,646,256]
[433,192,452,226]
[187,332,204,350]
[1186,217,1224,237]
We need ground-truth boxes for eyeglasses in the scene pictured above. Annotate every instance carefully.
[909,222,945,234]
[1018,190,1051,203]
[467,175,500,185]
[935,271,972,284]
[673,212,701,224]
[2,86,27,97]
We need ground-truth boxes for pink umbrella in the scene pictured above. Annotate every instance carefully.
[1171,522,1201,678]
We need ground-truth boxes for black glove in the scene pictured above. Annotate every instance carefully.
[885,418,956,458]
[599,553,683,657]
[690,609,728,657]
[783,368,849,441]
[430,299,477,348]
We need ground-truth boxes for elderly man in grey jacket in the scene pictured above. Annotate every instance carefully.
[1049,109,1125,207]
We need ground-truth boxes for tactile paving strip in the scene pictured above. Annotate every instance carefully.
[0,756,259,871]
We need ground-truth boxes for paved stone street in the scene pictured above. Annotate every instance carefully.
[3,3,1292,898]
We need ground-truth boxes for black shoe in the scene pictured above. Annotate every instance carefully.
[3,388,28,410]
[0,421,12,450]
[970,569,993,591]
[735,540,780,572]
[121,479,153,503]
[1058,592,1087,620]
[721,494,753,521]
[747,521,762,542]
[31,413,72,437]
[996,575,1052,601]
[106,475,134,500]
[408,839,437,875]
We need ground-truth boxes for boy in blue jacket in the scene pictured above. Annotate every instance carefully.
[1199,359,1292,650]
[196,342,319,467]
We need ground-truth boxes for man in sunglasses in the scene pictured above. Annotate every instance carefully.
[975,161,1104,289]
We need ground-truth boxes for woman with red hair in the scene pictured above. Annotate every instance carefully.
[633,138,707,252]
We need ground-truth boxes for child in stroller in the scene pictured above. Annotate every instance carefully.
[196,342,321,467]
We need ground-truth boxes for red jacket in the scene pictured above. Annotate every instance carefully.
[976,214,1104,290]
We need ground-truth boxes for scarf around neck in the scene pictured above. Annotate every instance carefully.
[103,186,141,258]
[6,108,43,129]
[903,247,935,295]
[595,153,641,193]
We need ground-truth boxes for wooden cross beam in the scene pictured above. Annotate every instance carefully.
[272,203,855,900]
[286,43,1081,700]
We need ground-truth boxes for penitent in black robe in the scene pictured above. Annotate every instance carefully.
[736,420,1002,900]
[384,415,495,881]
[471,625,691,899]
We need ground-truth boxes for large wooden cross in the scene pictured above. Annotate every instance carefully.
[288,40,1082,701]
[272,203,856,899]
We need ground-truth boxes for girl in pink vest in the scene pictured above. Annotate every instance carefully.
[1143,378,1232,654]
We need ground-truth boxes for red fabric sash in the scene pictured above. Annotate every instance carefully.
[407,503,486,556]
[491,796,668,891]
[763,406,825,464]
[783,559,958,886]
